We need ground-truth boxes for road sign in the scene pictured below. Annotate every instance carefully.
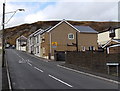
[52,42,58,48]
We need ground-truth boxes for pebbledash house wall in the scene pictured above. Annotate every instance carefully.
[41,22,98,59]
[65,51,120,74]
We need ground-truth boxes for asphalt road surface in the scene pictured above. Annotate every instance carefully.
[5,49,119,90]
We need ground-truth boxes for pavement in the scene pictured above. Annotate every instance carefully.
[4,49,119,90]
[0,54,2,90]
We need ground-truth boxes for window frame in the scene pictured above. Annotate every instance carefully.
[68,33,74,40]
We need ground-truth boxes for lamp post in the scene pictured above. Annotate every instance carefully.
[2,2,25,67]
[5,9,25,24]
[2,3,5,67]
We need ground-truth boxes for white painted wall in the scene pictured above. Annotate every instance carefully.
[98,29,120,45]
[16,36,27,51]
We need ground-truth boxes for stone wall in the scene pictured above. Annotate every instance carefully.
[65,51,120,75]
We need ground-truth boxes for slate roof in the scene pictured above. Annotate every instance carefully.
[112,39,120,43]
[108,44,120,48]
[30,20,98,37]
[74,26,98,33]
[17,36,27,42]
[102,39,120,48]
[34,26,52,36]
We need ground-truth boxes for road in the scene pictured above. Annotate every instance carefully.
[5,49,119,90]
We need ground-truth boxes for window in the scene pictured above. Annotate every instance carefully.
[68,33,74,40]
[81,46,86,51]
[37,36,39,43]
[37,46,39,53]
[34,47,36,54]
[89,46,95,51]
[30,38,32,45]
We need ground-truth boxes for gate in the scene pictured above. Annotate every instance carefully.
[54,51,65,61]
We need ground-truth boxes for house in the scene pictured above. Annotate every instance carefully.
[16,35,27,51]
[27,20,98,59]
[27,27,52,57]
[27,28,46,56]
[102,39,120,54]
[39,20,98,59]
[98,27,120,45]
[98,27,120,54]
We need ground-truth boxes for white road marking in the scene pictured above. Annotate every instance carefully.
[57,65,120,84]
[13,51,30,64]
[18,60,23,64]
[48,74,73,88]
[5,57,12,90]
[34,67,43,72]
[27,59,32,63]
[28,62,32,66]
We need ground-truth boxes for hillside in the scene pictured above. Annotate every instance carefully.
[3,20,119,45]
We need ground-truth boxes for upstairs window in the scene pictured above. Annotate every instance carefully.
[37,36,39,43]
[37,46,39,53]
[68,33,74,40]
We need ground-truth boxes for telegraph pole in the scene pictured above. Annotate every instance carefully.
[76,32,78,52]
[2,3,5,67]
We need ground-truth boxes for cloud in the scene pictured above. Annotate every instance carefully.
[0,1,119,29]
[25,2,118,23]
[0,2,41,29]
[1,0,119,2]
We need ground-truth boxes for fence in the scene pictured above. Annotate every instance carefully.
[65,51,120,75]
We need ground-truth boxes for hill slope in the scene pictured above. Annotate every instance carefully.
[4,20,119,45]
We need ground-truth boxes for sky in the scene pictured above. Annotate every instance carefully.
[0,0,119,29]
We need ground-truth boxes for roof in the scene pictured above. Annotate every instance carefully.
[74,26,98,33]
[47,20,80,32]
[34,26,52,36]
[112,39,120,43]
[29,20,98,36]
[99,26,120,33]
[102,39,120,48]
[46,20,98,34]
[17,35,27,42]
[108,44,120,48]
[29,28,43,37]
[17,35,27,40]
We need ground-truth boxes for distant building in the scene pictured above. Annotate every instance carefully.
[16,35,27,51]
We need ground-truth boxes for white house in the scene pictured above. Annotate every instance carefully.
[98,27,120,45]
[16,35,27,51]
[27,27,52,57]
[27,28,43,56]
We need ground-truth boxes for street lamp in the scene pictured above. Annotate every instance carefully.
[2,2,25,67]
[4,9,25,15]
[5,9,25,24]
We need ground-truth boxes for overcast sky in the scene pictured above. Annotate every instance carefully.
[0,0,119,29]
